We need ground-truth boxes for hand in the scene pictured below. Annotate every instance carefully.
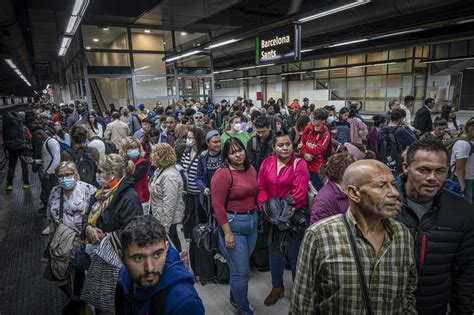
[304,153,313,162]
[297,143,303,150]
[86,226,104,244]
[23,157,34,164]
[224,232,235,249]
[203,188,210,196]
[414,129,421,136]
[74,220,82,231]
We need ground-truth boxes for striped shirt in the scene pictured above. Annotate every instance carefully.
[180,150,200,195]
[290,209,417,314]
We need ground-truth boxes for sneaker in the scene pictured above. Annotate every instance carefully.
[5,185,13,191]
[41,225,51,235]
[22,184,33,189]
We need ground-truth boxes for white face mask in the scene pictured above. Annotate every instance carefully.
[186,138,194,147]
[233,123,242,132]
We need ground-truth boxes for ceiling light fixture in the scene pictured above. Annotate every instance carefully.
[164,50,202,62]
[328,38,368,47]
[454,19,474,25]
[297,0,370,23]
[207,39,239,49]
[102,27,110,31]
[134,65,150,71]
[180,32,187,36]
[238,63,275,70]
[371,28,424,40]
[85,46,91,50]
[3,59,32,87]
[64,0,89,36]
[65,16,78,34]
[281,71,307,76]
[93,38,99,42]
[301,49,315,53]
[144,29,151,33]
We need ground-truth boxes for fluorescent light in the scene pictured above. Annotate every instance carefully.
[165,56,181,62]
[328,38,368,47]
[454,19,474,25]
[59,47,67,56]
[207,39,238,49]
[4,59,16,69]
[72,0,84,15]
[93,38,99,42]
[102,27,110,31]
[214,69,233,74]
[60,37,71,48]
[371,28,424,40]
[65,16,78,34]
[238,63,275,70]
[420,56,474,63]
[144,29,151,33]
[297,0,370,23]
[281,71,307,76]
[301,49,314,53]
[180,32,187,36]
[134,66,150,71]
[153,77,164,80]
[85,46,91,50]
[180,50,202,58]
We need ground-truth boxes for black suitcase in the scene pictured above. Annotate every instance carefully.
[214,252,230,283]
[190,239,216,285]
[250,217,270,272]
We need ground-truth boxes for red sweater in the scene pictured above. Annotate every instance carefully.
[211,167,258,225]
[299,123,330,173]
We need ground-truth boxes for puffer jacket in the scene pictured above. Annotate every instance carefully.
[148,166,185,232]
[396,176,474,315]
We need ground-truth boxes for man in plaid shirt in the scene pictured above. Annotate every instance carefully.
[290,160,417,314]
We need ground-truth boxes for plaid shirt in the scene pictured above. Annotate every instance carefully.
[290,210,417,314]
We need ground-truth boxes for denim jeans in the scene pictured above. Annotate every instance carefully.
[218,211,258,315]
[268,230,304,288]
[309,171,324,191]
[464,179,474,203]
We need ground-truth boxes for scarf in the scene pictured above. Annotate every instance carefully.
[88,177,122,227]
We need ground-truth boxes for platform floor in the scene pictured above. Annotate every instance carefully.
[0,163,292,314]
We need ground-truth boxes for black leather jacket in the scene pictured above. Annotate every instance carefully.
[396,177,474,314]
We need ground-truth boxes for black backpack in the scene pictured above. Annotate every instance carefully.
[66,147,97,185]
[2,112,30,151]
[378,127,403,174]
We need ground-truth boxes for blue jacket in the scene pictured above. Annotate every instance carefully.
[196,150,224,208]
[116,247,204,315]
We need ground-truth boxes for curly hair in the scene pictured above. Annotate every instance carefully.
[119,136,145,158]
[151,143,177,169]
[324,153,356,182]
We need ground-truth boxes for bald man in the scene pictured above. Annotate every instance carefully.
[290,160,417,314]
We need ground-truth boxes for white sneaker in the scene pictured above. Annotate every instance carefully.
[41,225,51,235]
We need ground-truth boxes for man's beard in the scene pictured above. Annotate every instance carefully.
[137,271,162,288]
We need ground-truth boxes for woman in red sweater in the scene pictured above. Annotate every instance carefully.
[211,137,258,315]
[257,132,309,306]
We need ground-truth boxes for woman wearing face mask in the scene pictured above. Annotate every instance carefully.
[80,154,142,313]
[47,161,96,310]
[257,132,309,307]
[221,116,251,148]
[149,143,184,252]
[119,137,150,210]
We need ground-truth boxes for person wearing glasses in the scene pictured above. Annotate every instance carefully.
[300,108,331,190]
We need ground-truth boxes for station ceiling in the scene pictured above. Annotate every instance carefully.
[1,0,474,97]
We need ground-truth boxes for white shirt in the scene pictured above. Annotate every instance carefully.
[88,138,106,158]
[450,139,474,180]
[446,120,461,137]
[400,104,414,131]
[42,137,61,175]
[93,124,104,138]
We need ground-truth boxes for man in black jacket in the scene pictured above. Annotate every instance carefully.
[247,116,274,172]
[414,98,435,135]
[396,139,474,314]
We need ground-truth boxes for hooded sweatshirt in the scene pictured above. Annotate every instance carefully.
[116,247,204,315]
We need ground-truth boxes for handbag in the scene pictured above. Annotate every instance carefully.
[342,214,374,315]
[192,168,233,252]
[293,158,317,207]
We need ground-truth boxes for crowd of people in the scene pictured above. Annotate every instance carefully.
[2,95,474,314]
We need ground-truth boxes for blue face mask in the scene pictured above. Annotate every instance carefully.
[127,149,140,160]
[58,176,76,190]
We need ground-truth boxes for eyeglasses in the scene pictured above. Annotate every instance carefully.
[195,116,203,120]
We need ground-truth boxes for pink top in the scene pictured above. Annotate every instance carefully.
[211,167,258,225]
[257,154,309,210]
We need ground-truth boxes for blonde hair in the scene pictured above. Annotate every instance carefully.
[151,143,177,169]
[98,154,135,177]
[462,117,474,136]
[119,136,144,158]
[55,161,80,181]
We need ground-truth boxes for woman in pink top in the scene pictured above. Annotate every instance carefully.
[257,132,309,306]
[211,137,258,315]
